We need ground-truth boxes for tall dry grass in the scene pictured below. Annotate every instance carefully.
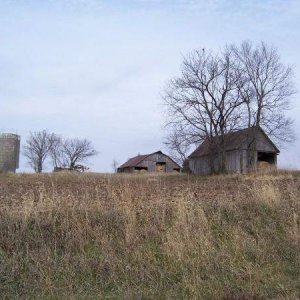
[0,172,299,299]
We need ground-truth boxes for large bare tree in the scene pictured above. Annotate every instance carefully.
[163,41,295,173]
[23,130,56,173]
[231,41,295,144]
[230,41,296,170]
[163,48,245,173]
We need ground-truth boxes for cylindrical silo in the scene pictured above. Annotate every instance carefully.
[0,133,20,173]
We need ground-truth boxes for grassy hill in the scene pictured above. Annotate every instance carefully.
[0,172,299,299]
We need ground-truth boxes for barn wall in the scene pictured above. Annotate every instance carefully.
[240,149,248,173]
[189,129,279,175]
[190,150,245,175]
[136,153,180,173]
[189,156,211,175]
[118,166,134,173]
[226,150,241,173]
[190,150,269,175]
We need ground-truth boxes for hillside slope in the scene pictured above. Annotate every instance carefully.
[0,172,299,299]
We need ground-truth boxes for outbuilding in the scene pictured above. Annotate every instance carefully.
[188,127,280,175]
[117,150,182,173]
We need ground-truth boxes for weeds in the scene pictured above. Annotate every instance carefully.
[0,172,299,299]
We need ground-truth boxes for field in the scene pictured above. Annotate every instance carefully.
[0,172,299,299]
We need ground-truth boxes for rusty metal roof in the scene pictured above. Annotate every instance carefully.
[118,154,149,169]
[189,127,279,158]
[118,150,182,169]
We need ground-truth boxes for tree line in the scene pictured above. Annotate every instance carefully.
[164,41,296,173]
[23,130,97,173]
[22,41,296,174]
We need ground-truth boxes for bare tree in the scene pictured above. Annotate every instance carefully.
[230,41,296,170]
[23,130,56,173]
[60,138,97,168]
[231,41,295,144]
[49,135,67,168]
[163,42,296,174]
[164,125,191,166]
[111,159,119,173]
[163,48,245,173]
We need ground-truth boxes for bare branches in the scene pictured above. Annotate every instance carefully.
[230,41,296,145]
[23,131,97,172]
[164,49,246,139]
[164,125,192,166]
[163,48,246,172]
[49,135,68,168]
[163,41,296,173]
[23,130,57,173]
[61,138,97,168]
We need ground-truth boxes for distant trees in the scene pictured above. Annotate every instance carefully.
[23,130,57,173]
[163,41,295,173]
[52,138,97,169]
[23,131,97,173]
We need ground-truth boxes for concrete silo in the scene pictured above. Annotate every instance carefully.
[0,133,20,173]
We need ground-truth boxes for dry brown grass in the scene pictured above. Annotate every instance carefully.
[0,172,299,299]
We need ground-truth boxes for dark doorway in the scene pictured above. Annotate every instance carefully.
[257,152,275,164]
[134,166,148,173]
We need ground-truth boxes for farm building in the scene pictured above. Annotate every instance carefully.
[117,150,182,173]
[188,127,279,175]
[0,133,20,173]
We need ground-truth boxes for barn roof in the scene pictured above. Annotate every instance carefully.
[118,150,182,169]
[118,154,149,169]
[189,127,280,158]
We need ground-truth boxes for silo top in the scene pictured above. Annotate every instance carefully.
[0,133,20,140]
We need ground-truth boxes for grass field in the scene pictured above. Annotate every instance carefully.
[0,172,299,299]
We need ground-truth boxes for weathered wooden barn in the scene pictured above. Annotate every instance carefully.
[188,127,279,175]
[117,151,182,173]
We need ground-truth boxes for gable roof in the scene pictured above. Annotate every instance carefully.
[118,150,182,169]
[189,127,279,158]
[118,154,149,169]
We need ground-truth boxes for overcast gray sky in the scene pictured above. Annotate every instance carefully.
[1,0,299,172]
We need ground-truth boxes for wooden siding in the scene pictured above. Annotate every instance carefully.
[240,130,278,153]
[189,131,278,175]
[189,150,244,175]
[118,152,181,173]
[135,152,180,173]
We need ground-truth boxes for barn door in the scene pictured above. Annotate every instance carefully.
[156,162,166,173]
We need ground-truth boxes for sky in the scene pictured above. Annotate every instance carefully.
[0,0,300,172]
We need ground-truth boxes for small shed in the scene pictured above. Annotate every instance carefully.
[117,150,182,173]
[188,127,280,175]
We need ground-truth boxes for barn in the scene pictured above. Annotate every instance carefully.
[117,150,182,173]
[188,127,280,175]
